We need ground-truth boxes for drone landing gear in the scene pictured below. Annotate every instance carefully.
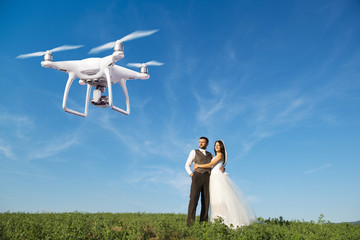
[62,73,91,117]
[62,68,131,117]
[105,68,130,115]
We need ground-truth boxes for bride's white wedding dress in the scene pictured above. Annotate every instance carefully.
[209,159,257,228]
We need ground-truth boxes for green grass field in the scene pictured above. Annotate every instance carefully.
[1,212,359,239]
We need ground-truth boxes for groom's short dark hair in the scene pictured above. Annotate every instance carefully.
[199,136,209,144]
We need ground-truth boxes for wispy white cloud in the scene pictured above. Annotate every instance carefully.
[237,127,274,159]
[192,82,315,158]
[28,133,79,160]
[0,139,14,159]
[131,96,152,110]
[0,110,35,160]
[142,133,190,161]
[250,89,313,126]
[0,106,84,161]
[193,79,246,128]
[303,163,332,174]
[195,92,225,123]
[193,71,355,164]
[232,89,316,157]
[320,114,339,126]
[190,20,360,160]
[224,39,239,64]
[0,110,34,139]
[126,165,191,198]
[0,169,57,179]
[96,112,143,155]
[96,111,191,164]
[319,0,347,31]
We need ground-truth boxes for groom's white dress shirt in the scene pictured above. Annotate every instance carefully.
[185,149,213,176]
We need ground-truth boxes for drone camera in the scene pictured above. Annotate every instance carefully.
[91,85,109,108]
[92,89,101,102]
[91,94,109,108]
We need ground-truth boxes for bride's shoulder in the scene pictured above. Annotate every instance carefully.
[213,152,223,160]
[218,153,225,161]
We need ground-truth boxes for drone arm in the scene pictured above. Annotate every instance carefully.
[62,73,91,117]
[104,68,130,115]
[101,54,124,68]
[112,51,124,63]
[41,60,79,73]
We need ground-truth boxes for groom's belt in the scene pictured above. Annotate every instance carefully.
[194,168,211,174]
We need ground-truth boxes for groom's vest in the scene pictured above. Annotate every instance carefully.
[194,149,212,174]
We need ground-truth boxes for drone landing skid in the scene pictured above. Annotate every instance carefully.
[105,68,130,115]
[62,71,130,117]
[62,74,91,117]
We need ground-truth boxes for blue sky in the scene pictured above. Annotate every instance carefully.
[1,0,359,223]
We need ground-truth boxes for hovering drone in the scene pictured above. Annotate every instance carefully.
[16,30,163,117]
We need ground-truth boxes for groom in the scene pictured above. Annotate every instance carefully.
[185,136,213,226]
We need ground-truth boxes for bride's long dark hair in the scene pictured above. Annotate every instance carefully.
[214,140,226,166]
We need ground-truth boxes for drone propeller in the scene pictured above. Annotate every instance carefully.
[16,45,84,59]
[127,60,164,68]
[89,29,159,54]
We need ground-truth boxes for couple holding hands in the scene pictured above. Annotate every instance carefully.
[185,137,256,228]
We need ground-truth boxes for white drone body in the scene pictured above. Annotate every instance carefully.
[17,30,163,117]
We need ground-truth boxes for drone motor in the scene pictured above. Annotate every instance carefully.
[140,65,148,74]
[127,61,164,76]
[44,51,53,62]
[112,41,124,61]
[114,41,124,52]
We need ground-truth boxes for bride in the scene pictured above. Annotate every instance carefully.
[194,140,257,228]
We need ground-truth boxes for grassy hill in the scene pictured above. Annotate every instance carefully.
[1,212,359,239]
[348,220,360,225]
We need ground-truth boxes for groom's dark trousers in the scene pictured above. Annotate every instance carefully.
[187,149,212,226]
[187,171,210,226]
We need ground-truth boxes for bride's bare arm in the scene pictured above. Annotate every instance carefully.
[194,153,223,169]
